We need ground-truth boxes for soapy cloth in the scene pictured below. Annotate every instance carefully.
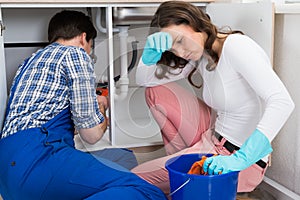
[188,155,220,175]
[187,155,208,175]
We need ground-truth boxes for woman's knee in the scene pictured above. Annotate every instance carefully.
[237,164,266,192]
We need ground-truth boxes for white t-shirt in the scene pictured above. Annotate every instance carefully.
[136,34,294,147]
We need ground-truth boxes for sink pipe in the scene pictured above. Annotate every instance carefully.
[114,26,130,101]
[95,8,139,101]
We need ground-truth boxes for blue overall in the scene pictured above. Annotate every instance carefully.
[0,57,166,200]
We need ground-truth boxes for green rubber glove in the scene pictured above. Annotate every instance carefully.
[203,129,273,175]
[141,32,172,66]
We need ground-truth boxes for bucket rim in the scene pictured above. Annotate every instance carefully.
[165,153,239,178]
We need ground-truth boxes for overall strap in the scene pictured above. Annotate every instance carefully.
[41,107,72,130]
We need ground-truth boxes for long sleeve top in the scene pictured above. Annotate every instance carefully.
[136,34,294,147]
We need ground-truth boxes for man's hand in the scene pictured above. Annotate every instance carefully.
[97,95,108,110]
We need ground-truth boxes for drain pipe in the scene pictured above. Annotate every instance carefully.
[95,8,130,100]
[98,40,138,86]
[114,26,130,101]
[96,7,119,33]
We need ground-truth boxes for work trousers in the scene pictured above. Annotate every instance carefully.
[0,108,166,200]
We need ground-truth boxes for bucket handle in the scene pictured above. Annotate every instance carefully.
[168,178,191,197]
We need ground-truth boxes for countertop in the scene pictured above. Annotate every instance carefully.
[0,0,212,4]
[2,1,298,14]
[275,3,300,13]
[0,0,213,8]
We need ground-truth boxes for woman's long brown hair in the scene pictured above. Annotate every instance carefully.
[150,1,242,88]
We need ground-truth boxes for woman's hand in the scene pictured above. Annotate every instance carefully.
[142,32,173,65]
[203,129,272,175]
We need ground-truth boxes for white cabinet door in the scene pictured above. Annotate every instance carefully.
[206,1,274,61]
[0,7,8,131]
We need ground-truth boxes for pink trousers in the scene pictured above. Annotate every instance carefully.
[131,82,267,194]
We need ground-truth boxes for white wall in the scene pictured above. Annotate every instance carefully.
[265,13,300,197]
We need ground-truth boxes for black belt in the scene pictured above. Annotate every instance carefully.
[214,131,267,169]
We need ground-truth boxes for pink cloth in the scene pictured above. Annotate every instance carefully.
[131,82,267,194]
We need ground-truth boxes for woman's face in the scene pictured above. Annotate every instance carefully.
[161,24,207,61]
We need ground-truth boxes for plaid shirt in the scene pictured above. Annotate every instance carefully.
[1,43,104,138]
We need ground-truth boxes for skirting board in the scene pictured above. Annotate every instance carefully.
[262,176,300,200]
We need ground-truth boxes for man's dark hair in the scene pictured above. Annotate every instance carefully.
[48,10,97,43]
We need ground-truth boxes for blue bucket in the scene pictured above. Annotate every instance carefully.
[165,153,239,200]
